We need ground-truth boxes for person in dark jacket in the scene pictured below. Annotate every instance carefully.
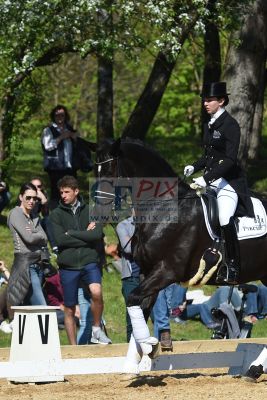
[41,105,93,209]
[49,175,111,345]
[184,82,254,285]
[41,105,78,207]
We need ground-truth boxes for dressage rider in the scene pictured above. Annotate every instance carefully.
[184,81,254,285]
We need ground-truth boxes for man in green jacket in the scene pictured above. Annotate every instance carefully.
[50,175,111,345]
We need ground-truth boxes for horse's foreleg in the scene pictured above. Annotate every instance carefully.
[127,305,159,356]
[123,335,142,374]
[126,263,176,356]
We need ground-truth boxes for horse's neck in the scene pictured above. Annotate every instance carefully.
[178,180,192,198]
[121,143,176,178]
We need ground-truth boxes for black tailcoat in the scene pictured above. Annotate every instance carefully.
[193,111,254,217]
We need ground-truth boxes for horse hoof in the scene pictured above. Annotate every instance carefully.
[122,360,140,375]
[148,342,160,359]
[140,337,159,356]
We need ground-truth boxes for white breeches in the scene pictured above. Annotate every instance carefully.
[210,177,238,226]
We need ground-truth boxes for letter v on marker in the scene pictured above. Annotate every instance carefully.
[19,314,26,344]
[38,315,49,344]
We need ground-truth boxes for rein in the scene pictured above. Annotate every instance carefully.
[94,156,254,207]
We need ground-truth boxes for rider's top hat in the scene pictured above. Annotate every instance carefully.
[200,82,230,98]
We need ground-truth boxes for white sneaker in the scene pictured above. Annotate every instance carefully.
[0,320,12,334]
[91,329,112,345]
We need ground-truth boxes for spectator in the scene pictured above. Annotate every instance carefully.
[181,291,222,329]
[77,239,107,345]
[116,213,140,342]
[204,286,242,313]
[7,182,48,320]
[244,284,267,323]
[0,261,12,334]
[77,284,93,344]
[0,177,11,215]
[41,105,93,208]
[31,177,58,254]
[153,283,185,350]
[41,105,78,207]
[43,272,65,329]
[49,175,111,345]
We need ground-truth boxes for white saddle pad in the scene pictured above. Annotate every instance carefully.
[201,196,267,241]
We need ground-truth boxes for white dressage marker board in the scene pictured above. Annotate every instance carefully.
[8,305,64,383]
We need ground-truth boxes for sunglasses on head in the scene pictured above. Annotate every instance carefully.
[25,196,37,201]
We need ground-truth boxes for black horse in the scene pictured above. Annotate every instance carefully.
[94,137,267,323]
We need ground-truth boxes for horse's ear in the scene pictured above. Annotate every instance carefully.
[110,138,121,156]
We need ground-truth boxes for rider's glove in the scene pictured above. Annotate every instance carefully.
[184,165,194,177]
[193,176,206,188]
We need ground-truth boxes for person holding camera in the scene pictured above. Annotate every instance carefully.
[7,183,48,318]
[41,105,78,208]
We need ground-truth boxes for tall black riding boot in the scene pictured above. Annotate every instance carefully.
[220,217,240,285]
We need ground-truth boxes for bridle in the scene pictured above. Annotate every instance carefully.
[94,156,120,202]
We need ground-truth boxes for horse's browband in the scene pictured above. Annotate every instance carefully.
[95,157,118,165]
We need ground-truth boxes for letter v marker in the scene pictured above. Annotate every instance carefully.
[38,315,49,344]
[19,314,26,344]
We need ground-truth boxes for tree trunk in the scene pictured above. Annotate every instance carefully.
[122,11,201,140]
[203,0,221,83]
[97,56,114,142]
[224,0,267,168]
[248,68,267,160]
[202,0,222,129]
[122,51,176,140]
[0,94,15,165]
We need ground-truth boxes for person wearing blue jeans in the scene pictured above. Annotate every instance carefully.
[154,285,218,334]
[182,301,218,328]
[244,284,267,322]
[77,286,93,344]
[204,286,242,313]
[153,283,186,350]
[24,263,47,306]
[153,283,185,336]
[7,182,48,322]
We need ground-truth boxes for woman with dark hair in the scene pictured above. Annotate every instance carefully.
[41,104,78,207]
[6,183,48,320]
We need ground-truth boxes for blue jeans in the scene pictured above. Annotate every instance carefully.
[245,285,267,316]
[77,287,93,345]
[122,276,140,342]
[182,303,214,326]
[205,286,242,312]
[153,284,187,339]
[25,264,47,305]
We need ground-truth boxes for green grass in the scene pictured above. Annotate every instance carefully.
[1,135,267,348]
